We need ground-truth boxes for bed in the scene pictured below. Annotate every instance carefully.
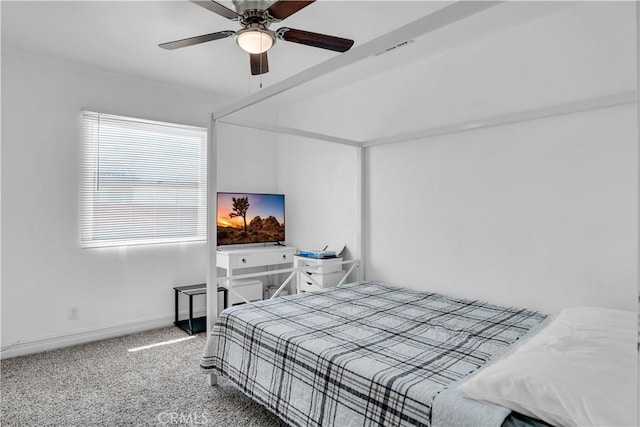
[201,281,549,426]
[201,281,637,426]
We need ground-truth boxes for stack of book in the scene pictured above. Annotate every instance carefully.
[297,249,337,259]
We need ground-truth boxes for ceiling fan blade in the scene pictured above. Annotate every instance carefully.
[277,28,354,52]
[250,52,269,75]
[190,1,240,20]
[159,31,234,50]
[265,1,315,20]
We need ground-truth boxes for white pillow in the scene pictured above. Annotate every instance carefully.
[459,306,638,427]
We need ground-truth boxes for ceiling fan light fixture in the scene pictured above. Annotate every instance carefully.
[236,28,275,54]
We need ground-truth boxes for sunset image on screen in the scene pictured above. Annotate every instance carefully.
[216,193,285,245]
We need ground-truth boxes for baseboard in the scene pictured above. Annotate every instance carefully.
[0,311,205,360]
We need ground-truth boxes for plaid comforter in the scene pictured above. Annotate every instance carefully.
[200,282,546,426]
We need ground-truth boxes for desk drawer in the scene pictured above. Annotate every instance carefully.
[230,250,294,268]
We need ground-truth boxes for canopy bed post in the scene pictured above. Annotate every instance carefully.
[206,115,219,386]
[206,114,219,334]
[636,2,640,425]
[356,145,365,281]
[207,114,218,386]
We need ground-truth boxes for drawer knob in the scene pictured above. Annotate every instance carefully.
[241,258,247,264]
[282,254,287,260]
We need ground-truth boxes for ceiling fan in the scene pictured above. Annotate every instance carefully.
[160,0,355,75]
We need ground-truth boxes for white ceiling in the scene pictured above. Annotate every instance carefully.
[1,1,445,98]
[1,1,574,106]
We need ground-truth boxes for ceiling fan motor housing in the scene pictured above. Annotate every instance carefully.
[239,9,271,27]
[232,0,276,15]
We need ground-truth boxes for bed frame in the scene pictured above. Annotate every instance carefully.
[203,0,638,387]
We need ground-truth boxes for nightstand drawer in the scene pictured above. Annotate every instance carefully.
[298,271,344,292]
[294,256,343,274]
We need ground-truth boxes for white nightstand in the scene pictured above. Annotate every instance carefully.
[294,256,344,293]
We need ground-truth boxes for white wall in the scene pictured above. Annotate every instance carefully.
[276,2,637,313]
[1,51,279,356]
[366,104,637,313]
[277,135,360,261]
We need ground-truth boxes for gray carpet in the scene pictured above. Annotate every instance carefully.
[1,327,286,426]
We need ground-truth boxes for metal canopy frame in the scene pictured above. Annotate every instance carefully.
[205,1,638,335]
[212,1,503,121]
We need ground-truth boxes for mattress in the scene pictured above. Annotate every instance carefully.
[200,281,547,426]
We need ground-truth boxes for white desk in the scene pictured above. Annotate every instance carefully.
[217,246,297,303]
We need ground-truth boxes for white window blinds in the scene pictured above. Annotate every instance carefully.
[81,111,207,248]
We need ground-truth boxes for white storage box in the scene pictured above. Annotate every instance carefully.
[228,279,263,305]
[264,286,290,299]
[295,256,343,274]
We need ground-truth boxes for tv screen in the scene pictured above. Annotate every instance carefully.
[216,192,285,245]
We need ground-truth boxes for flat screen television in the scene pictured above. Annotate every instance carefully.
[216,192,285,246]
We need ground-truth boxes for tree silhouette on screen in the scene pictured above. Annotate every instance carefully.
[229,197,250,235]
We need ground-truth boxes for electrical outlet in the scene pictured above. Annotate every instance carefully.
[68,306,79,320]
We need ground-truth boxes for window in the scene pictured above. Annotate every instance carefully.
[81,111,207,248]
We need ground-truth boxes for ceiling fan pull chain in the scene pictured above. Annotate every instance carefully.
[260,47,263,88]
[256,44,263,88]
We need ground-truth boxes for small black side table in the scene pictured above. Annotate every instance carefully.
[174,284,228,335]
